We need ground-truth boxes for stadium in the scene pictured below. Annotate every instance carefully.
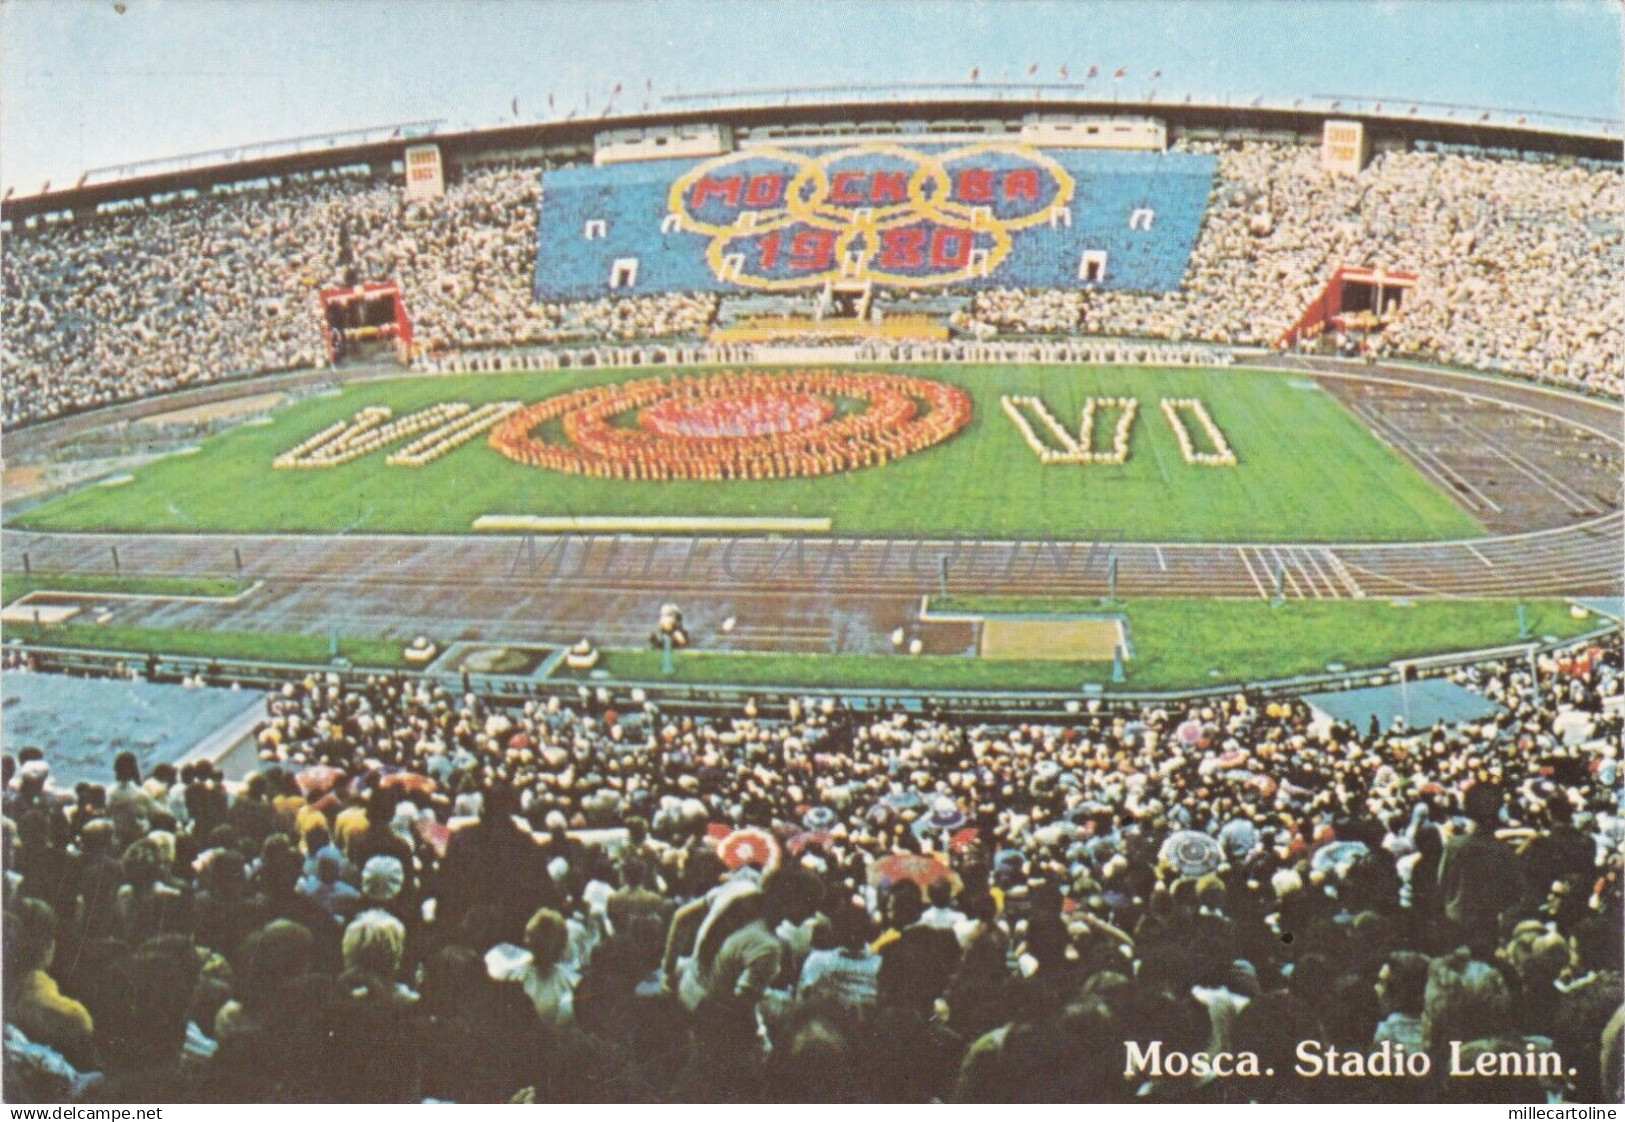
[1,3,1622,1106]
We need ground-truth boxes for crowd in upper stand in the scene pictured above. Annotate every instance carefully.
[4,139,1620,426]
[3,180,334,426]
[2,164,714,426]
[3,633,1620,1102]
[962,143,1623,397]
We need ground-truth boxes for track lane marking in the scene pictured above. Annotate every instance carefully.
[1449,415,1595,514]
[1236,547,1269,600]
[1323,550,1366,599]
[1288,548,1324,598]
[1268,547,1304,598]
[1301,548,1340,599]
[1350,402,1504,515]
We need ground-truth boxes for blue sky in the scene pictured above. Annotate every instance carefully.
[2,0,1619,192]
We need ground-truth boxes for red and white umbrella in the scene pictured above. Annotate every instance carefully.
[716,827,780,871]
[380,771,436,796]
[294,765,345,798]
[868,852,953,891]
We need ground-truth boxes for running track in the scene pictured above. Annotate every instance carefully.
[5,358,1620,656]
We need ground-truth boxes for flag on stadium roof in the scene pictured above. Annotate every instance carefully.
[1059,63,1069,78]
[1113,66,1127,79]
[1027,62,1038,76]
[1086,64,1099,78]
[969,66,979,81]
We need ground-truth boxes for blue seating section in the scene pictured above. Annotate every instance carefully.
[533,147,1215,299]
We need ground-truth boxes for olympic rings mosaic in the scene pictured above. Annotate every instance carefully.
[664,143,1076,290]
[486,370,973,480]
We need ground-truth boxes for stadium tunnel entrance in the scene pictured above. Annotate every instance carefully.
[320,280,414,365]
[1277,264,1417,351]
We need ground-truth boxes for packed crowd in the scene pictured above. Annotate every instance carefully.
[961,142,1623,396]
[4,631,1620,1103]
[488,370,973,481]
[3,181,334,426]
[6,136,1617,426]
[953,289,1086,337]
[1,164,715,426]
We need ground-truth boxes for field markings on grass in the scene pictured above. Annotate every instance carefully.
[1236,547,1269,600]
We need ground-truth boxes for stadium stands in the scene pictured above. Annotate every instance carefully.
[3,134,1620,426]
[1,632,1619,1102]
[532,147,1217,299]
[3,104,1623,1109]
[534,159,723,298]
[999,142,1625,396]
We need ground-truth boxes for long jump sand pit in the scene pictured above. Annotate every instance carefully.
[978,616,1128,661]
[0,600,82,624]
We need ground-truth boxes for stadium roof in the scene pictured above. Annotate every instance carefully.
[4,0,1619,199]
[3,88,1618,222]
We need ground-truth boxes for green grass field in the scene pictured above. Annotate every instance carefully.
[2,595,1603,690]
[1,620,415,668]
[10,364,1482,542]
[561,598,1602,691]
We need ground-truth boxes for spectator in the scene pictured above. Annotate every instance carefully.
[1,630,1618,1102]
[1438,783,1526,953]
[3,899,94,1069]
[798,897,882,1007]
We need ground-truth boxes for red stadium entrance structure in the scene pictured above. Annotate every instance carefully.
[319,281,414,363]
[1277,265,1417,349]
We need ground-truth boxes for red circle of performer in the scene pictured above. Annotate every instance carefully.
[487,369,972,481]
